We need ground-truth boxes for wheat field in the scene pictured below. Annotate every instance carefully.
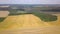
[0,14,60,34]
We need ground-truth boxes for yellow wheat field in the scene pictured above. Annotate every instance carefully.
[0,14,60,30]
[0,14,60,34]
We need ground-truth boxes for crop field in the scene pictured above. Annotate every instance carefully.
[0,4,60,34]
[0,14,60,30]
[0,14,60,34]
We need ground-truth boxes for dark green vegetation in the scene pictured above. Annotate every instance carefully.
[0,9,57,22]
[9,9,25,15]
[8,9,32,16]
[0,4,59,22]
[0,18,6,22]
[9,9,57,22]
[33,11,57,22]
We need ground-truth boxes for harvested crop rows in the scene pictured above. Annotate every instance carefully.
[0,14,60,30]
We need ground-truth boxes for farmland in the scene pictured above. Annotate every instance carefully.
[0,4,60,34]
[0,14,60,34]
[0,14,60,30]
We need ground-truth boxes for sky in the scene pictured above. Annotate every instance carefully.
[0,0,60,4]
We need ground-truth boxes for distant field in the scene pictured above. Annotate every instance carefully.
[0,11,9,17]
